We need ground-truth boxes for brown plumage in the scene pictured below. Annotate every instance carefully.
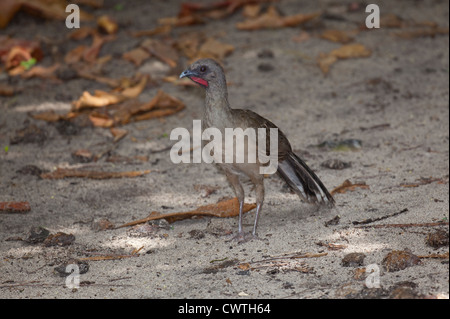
[180,58,334,242]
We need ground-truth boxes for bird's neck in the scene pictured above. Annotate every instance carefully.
[204,84,233,127]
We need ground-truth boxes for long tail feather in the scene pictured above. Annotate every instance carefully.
[277,152,334,206]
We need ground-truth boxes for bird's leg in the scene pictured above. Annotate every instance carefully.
[224,172,247,242]
[251,180,265,237]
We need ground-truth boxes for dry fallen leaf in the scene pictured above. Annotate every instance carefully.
[195,37,235,61]
[88,111,115,127]
[242,3,261,18]
[72,74,148,110]
[113,89,185,124]
[131,25,172,37]
[97,15,118,34]
[236,6,321,30]
[40,168,151,179]
[110,127,128,142]
[0,83,15,96]
[320,29,356,44]
[67,26,96,40]
[122,47,151,66]
[83,33,115,63]
[21,63,60,81]
[317,43,371,74]
[0,201,31,213]
[394,27,449,39]
[330,179,369,195]
[116,197,257,228]
[0,0,93,29]
[317,53,338,75]
[329,43,371,59]
[0,36,43,72]
[140,38,179,68]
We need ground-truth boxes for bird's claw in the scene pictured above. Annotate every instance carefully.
[225,231,262,243]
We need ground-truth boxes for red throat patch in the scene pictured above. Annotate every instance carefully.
[190,76,208,87]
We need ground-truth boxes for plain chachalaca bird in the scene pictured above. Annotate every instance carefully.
[180,58,334,241]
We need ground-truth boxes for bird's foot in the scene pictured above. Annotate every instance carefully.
[225,231,262,243]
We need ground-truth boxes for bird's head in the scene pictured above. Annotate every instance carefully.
[179,59,226,89]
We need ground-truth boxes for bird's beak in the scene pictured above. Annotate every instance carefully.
[179,69,209,87]
[179,69,196,79]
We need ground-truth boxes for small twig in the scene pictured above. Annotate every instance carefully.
[418,252,449,259]
[352,208,408,225]
[249,252,328,264]
[79,254,140,261]
[355,221,449,229]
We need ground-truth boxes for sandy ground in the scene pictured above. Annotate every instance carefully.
[0,0,448,299]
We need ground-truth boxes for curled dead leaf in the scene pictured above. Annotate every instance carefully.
[317,43,371,74]
[97,15,118,34]
[116,197,257,228]
[330,179,369,195]
[320,29,356,44]
[40,168,151,180]
[236,6,321,30]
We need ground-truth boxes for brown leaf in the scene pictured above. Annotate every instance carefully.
[89,112,115,127]
[195,37,234,62]
[0,0,21,29]
[116,197,257,228]
[394,27,449,39]
[140,38,179,68]
[317,43,371,74]
[0,83,15,96]
[113,89,185,124]
[131,25,172,37]
[64,45,87,64]
[83,33,115,63]
[97,15,118,34]
[0,201,31,213]
[0,36,43,69]
[74,90,125,110]
[329,43,371,59]
[174,31,205,59]
[158,15,204,27]
[242,4,261,18]
[76,69,121,87]
[21,63,60,81]
[122,47,151,66]
[330,179,369,195]
[67,26,96,40]
[30,110,65,122]
[320,29,355,44]
[109,127,128,142]
[40,168,151,179]
[236,6,320,30]
[72,74,148,110]
[0,0,93,29]
[317,53,338,75]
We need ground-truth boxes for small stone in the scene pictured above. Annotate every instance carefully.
[321,158,351,170]
[342,252,366,267]
[188,229,205,240]
[25,226,50,244]
[382,250,421,272]
[43,232,75,247]
[257,63,274,72]
[425,230,449,249]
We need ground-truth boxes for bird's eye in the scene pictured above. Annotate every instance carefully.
[200,66,207,73]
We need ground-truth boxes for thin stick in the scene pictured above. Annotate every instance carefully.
[355,221,449,229]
